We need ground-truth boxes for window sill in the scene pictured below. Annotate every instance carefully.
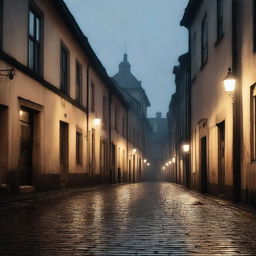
[191,75,197,83]
[200,59,208,71]
[215,34,224,47]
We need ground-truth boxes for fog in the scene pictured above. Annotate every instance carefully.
[64,0,188,117]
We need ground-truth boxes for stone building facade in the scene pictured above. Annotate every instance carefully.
[169,0,256,206]
[167,53,191,187]
[0,0,149,194]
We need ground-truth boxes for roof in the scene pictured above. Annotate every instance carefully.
[112,54,151,107]
[180,0,203,28]
[51,0,129,108]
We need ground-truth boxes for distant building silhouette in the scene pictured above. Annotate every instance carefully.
[147,112,169,181]
[112,54,151,181]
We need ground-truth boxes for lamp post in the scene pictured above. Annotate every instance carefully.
[223,67,240,202]
[0,68,15,80]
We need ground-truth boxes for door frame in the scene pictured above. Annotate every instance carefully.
[19,98,42,187]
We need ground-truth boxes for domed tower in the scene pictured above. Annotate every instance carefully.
[112,53,150,117]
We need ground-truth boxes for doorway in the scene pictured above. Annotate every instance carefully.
[218,122,225,195]
[110,143,116,183]
[20,108,33,185]
[60,121,69,181]
[200,136,208,193]
[0,105,8,185]
[133,155,135,182]
[128,159,131,182]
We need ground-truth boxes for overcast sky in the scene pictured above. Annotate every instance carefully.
[64,0,188,117]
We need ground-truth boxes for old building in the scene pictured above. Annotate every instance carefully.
[0,0,148,194]
[112,53,151,182]
[180,0,235,199]
[147,112,169,181]
[176,0,256,206]
[167,53,191,187]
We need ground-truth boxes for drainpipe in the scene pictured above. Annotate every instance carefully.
[232,0,241,202]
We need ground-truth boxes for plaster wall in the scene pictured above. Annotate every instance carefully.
[189,0,234,194]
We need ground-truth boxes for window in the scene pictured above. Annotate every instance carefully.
[115,107,118,130]
[217,0,224,40]
[0,0,3,49]
[60,45,69,94]
[76,131,82,165]
[90,82,95,112]
[76,61,82,103]
[201,14,208,66]
[28,8,42,73]
[191,33,197,78]
[122,115,125,136]
[103,96,108,124]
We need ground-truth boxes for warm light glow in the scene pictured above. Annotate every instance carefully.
[19,110,23,117]
[94,118,101,126]
[144,159,147,163]
[224,79,236,92]
[182,144,190,153]
[147,163,150,166]
[168,161,171,164]
[223,68,236,93]
[166,163,169,166]
[162,166,166,170]
[172,157,176,163]
[132,148,137,154]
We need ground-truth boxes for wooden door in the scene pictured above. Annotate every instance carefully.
[218,122,225,195]
[20,109,33,185]
[60,121,69,178]
[201,136,208,193]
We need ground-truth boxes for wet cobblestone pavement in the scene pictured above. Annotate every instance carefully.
[0,182,256,256]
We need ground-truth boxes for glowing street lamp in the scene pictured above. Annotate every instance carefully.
[223,68,236,100]
[94,118,101,126]
[144,159,147,163]
[182,144,190,153]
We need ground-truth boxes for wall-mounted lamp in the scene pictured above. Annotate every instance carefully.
[172,157,176,164]
[132,148,137,154]
[182,144,190,153]
[166,163,169,167]
[94,118,101,126]
[147,162,150,166]
[143,159,147,163]
[162,166,166,170]
[223,67,236,101]
[0,68,15,80]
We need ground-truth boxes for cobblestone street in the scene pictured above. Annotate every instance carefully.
[0,183,256,256]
